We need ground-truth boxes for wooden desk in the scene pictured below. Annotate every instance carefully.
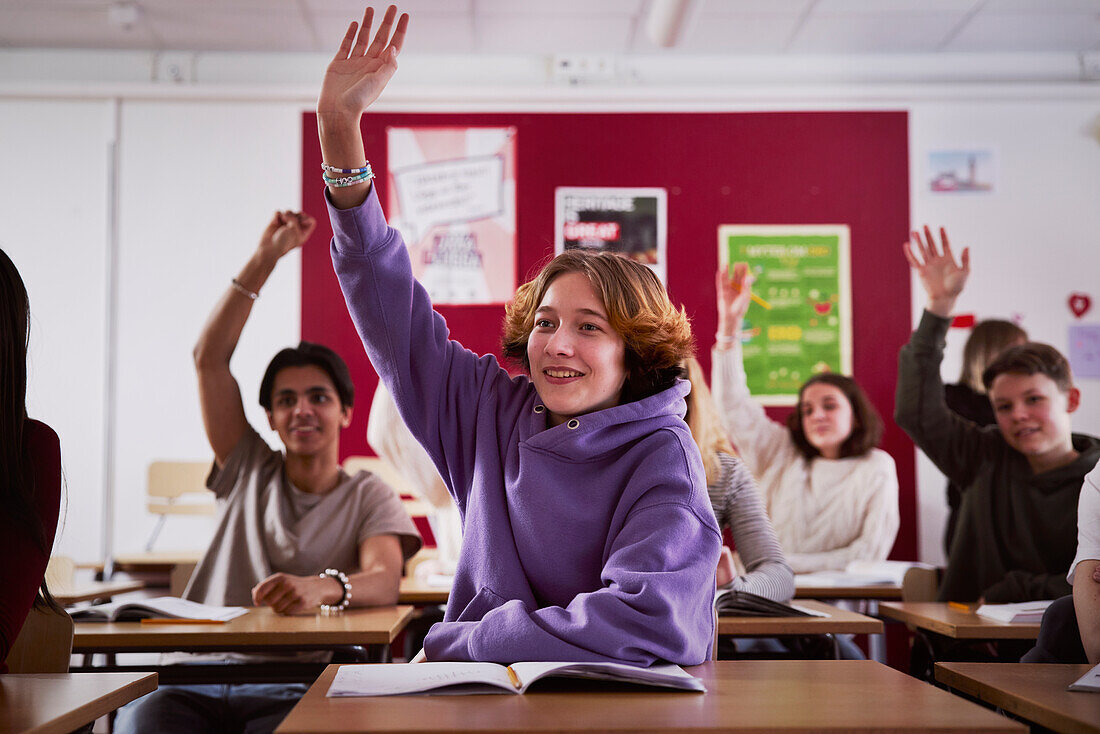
[54,580,145,606]
[73,606,413,654]
[72,606,414,685]
[936,662,1100,734]
[398,577,450,605]
[275,660,1025,733]
[111,550,203,575]
[0,672,156,734]
[878,603,1041,640]
[717,599,883,637]
[793,583,902,600]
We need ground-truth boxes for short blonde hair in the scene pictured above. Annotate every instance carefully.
[502,250,694,402]
[682,356,735,485]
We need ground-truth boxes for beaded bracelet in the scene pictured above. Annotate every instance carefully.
[319,568,352,614]
[322,166,375,188]
[321,162,371,175]
[714,333,738,346]
[230,278,258,300]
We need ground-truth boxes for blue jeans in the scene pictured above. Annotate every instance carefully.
[114,683,309,734]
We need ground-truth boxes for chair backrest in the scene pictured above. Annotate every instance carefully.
[343,456,433,518]
[4,605,74,673]
[901,566,942,602]
[147,460,216,515]
[44,555,75,589]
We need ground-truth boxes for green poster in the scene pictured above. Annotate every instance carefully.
[717,225,851,406]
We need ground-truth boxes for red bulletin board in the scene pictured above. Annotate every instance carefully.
[301,111,914,560]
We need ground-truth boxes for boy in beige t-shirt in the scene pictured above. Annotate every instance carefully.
[116,211,421,734]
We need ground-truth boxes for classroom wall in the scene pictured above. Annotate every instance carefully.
[3,56,1098,566]
[908,98,1100,565]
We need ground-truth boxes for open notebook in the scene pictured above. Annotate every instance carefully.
[327,662,706,696]
[69,596,247,623]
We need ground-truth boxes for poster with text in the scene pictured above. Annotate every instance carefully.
[718,225,852,406]
[554,187,667,282]
[387,127,517,304]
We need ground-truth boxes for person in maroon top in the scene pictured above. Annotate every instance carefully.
[0,248,62,673]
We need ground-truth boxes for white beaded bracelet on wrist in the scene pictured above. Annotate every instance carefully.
[230,278,259,301]
[319,568,351,614]
[715,333,738,346]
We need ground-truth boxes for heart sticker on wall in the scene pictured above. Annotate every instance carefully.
[1069,293,1092,319]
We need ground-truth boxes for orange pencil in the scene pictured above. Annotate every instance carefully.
[140,618,227,625]
[947,602,972,612]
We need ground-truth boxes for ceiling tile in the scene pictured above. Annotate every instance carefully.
[947,11,1100,51]
[313,10,475,54]
[697,0,814,14]
[303,0,473,16]
[144,7,314,52]
[982,0,1100,12]
[475,15,633,53]
[654,13,803,53]
[0,6,160,49]
[814,0,981,12]
[790,12,963,53]
[475,0,642,16]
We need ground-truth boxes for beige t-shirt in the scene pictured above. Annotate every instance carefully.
[183,426,421,607]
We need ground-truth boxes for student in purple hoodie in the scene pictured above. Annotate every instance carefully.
[317,5,722,666]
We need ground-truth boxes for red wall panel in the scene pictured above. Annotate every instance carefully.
[301,110,915,560]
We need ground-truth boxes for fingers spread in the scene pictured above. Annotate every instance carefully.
[902,242,920,269]
[388,12,409,56]
[366,5,398,58]
[351,7,374,57]
[334,21,358,62]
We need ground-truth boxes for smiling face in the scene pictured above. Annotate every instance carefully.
[989,371,1079,470]
[799,382,855,459]
[526,271,628,427]
[266,365,352,457]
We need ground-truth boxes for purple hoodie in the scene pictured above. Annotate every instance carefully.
[329,188,721,665]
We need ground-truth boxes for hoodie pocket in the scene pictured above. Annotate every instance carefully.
[455,585,509,622]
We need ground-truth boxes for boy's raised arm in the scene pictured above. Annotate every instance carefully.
[193,211,316,465]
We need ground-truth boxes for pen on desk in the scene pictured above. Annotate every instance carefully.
[140,618,227,625]
[947,602,972,612]
[506,666,522,690]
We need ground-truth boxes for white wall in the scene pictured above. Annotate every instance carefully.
[910,99,1100,565]
[1,99,113,561]
[3,50,1099,565]
[111,99,304,554]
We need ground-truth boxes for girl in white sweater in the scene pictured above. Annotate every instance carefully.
[711,263,899,574]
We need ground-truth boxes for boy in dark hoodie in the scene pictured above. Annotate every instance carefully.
[897,226,1100,604]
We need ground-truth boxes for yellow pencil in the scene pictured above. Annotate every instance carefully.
[731,284,773,311]
[506,666,522,690]
[140,618,227,625]
[947,602,972,613]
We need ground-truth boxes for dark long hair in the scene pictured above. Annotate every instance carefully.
[0,248,60,612]
[786,372,883,461]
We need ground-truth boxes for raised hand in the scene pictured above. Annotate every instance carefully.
[318,5,409,121]
[258,211,317,260]
[716,262,755,337]
[903,225,970,318]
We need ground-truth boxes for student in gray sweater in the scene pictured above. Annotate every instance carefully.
[897,226,1100,604]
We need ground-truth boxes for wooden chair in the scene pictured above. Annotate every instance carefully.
[45,555,75,590]
[4,604,74,673]
[144,460,216,551]
[901,566,942,603]
[342,456,434,521]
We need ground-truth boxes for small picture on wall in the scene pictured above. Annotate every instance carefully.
[927,149,995,194]
[387,126,517,305]
[554,187,667,283]
[1069,324,1100,379]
